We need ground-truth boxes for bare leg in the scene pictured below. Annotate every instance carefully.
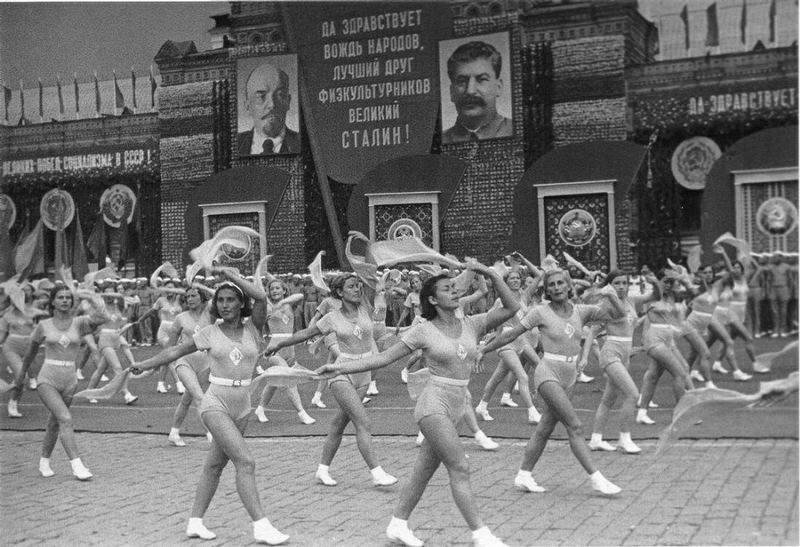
[193,411,264,521]
[322,381,377,469]
[37,384,80,460]
[522,381,596,474]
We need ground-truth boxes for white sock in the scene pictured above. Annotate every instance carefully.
[70,458,87,472]
[318,464,331,474]
[590,433,603,443]
[474,430,489,443]
[169,427,181,438]
[472,526,494,541]
[476,400,487,411]
[516,469,532,480]
[389,516,408,529]
[637,408,648,419]
[619,432,632,443]
[370,466,387,479]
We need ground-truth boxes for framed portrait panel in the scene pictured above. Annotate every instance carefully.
[438,31,513,144]
[235,54,301,156]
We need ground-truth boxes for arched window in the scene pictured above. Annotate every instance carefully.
[488,2,503,16]
[465,4,480,17]
[270,30,283,43]
[250,32,263,45]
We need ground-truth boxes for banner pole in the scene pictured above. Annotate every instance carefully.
[280,4,348,270]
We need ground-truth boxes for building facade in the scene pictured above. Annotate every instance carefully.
[1,0,796,277]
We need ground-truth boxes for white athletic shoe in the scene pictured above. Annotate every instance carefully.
[168,433,187,447]
[499,393,518,407]
[7,400,22,418]
[475,432,499,451]
[618,433,642,454]
[386,518,424,547]
[315,468,337,486]
[298,411,316,425]
[514,471,546,493]
[186,518,216,540]
[311,394,327,408]
[176,381,186,394]
[400,368,409,384]
[253,518,289,545]
[366,381,379,396]
[254,406,269,423]
[636,410,655,425]
[712,361,729,374]
[415,431,425,446]
[590,471,621,495]
[733,370,753,381]
[588,439,617,452]
[690,370,705,383]
[475,405,493,421]
[528,406,541,424]
[76,369,85,380]
[577,372,594,383]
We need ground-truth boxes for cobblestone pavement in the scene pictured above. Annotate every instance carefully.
[1,431,797,546]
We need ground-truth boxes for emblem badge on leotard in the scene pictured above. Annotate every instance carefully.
[229,347,243,366]
[564,324,575,338]
[353,325,363,339]
[456,343,467,361]
[282,313,290,325]
[58,335,71,348]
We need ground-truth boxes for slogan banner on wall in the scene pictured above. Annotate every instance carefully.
[285,2,451,184]
[1,141,159,178]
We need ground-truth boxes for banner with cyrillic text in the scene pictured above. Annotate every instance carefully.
[286,2,451,184]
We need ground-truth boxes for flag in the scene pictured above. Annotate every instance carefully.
[14,219,45,280]
[94,72,101,116]
[0,209,13,280]
[71,208,89,280]
[18,80,25,124]
[705,3,719,47]
[679,5,690,50]
[149,65,157,109]
[113,71,124,111]
[73,73,80,119]
[2,84,10,123]
[131,67,137,111]
[768,0,776,43]
[86,211,107,263]
[54,227,69,282]
[740,0,747,45]
[38,78,43,120]
[56,75,64,117]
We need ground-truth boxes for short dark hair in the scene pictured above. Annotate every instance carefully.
[604,270,628,286]
[447,40,502,81]
[209,282,252,319]
[419,273,451,320]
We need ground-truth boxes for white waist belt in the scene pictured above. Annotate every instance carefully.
[691,311,713,318]
[208,374,251,387]
[44,359,74,367]
[101,329,117,333]
[606,336,632,343]
[339,351,373,360]
[429,375,469,386]
[269,333,292,338]
[543,352,578,363]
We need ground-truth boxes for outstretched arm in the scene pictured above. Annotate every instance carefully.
[316,341,412,376]
[132,340,197,372]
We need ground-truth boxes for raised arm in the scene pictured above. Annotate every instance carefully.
[468,260,519,330]
[214,266,268,330]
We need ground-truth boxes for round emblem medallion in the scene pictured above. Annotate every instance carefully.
[558,209,596,247]
[40,189,75,231]
[756,197,798,236]
[388,218,422,241]
[0,194,17,228]
[671,137,721,190]
[217,228,253,262]
[100,184,137,228]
